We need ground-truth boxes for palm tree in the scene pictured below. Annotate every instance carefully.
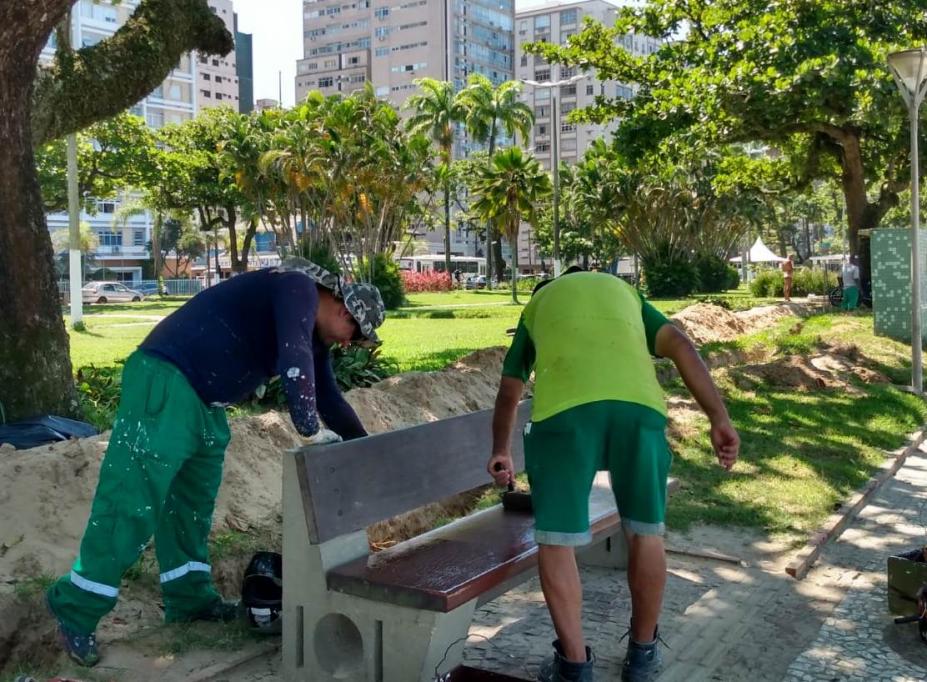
[470,147,552,303]
[404,78,466,277]
[456,75,534,284]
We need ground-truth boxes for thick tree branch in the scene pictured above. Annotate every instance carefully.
[32,0,233,146]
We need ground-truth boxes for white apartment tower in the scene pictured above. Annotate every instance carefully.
[196,0,242,110]
[515,0,661,271]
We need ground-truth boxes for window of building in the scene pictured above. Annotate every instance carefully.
[561,138,577,152]
[216,93,224,100]
[534,15,550,30]
[203,73,211,81]
[212,59,219,66]
[376,26,392,38]
[520,54,528,67]
[215,76,223,84]
[200,89,212,98]
[199,55,208,64]
[374,6,390,19]
[519,20,527,35]
[319,77,334,87]
[534,105,548,118]
[617,84,633,99]
[561,101,576,114]
[535,142,550,152]
[98,231,122,247]
[375,85,390,96]
[560,8,577,24]
[376,46,389,56]
[324,59,338,69]
[561,122,575,133]
[560,67,575,79]
[537,124,547,136]
[134,230,146,247]
[399,21,426,30]
[586,84,594,96]
[534,69,550,81]
[147,109,165,127]
[561,85,576,97]
[535,87,550,101]
[350,73,365,83]
[97,201,116,214]
[348,56,360,65]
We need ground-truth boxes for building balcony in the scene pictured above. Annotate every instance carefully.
[94,245,149,259]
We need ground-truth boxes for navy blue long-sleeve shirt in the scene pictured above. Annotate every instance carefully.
[139,268,366,439]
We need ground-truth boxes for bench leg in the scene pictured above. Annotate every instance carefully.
[579,531,628,570]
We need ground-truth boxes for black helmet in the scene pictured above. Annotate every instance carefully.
[241,551,282,634]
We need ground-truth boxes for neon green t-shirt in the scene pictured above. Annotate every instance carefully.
[502,272,669,421]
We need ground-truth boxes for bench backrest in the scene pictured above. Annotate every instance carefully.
[293,401,532,543]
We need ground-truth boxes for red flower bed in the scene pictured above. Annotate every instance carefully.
[400,270,452,292]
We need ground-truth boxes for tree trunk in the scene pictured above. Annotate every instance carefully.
[510,226,519,305]
[0,52,79,421]
[444,180,452,278]
[492,234,505,282]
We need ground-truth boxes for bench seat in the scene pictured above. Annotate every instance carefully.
[327,475,678,612]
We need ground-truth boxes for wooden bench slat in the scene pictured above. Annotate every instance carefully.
[327,474,622,612]
[295,402,532,544]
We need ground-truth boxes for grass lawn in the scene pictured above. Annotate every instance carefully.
[665,313,927,538]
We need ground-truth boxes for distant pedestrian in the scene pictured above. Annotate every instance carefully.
[841,255,861,310]
[781,255,794,301]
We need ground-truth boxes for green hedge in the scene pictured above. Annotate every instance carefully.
[749,267,836,297]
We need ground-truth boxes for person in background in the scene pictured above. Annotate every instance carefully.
[46,259,384,667]
[841,254,861,310]
[781,255,794,301]
[489,269,739,682]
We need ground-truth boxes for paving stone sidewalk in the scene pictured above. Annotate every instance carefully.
[463,448,927,682]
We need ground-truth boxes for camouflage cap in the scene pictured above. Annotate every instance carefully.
[276,257,342,295]
[341,282,385,345]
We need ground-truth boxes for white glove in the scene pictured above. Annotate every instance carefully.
[305,428,343,446]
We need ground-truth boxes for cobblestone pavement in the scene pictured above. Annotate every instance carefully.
[223,449,927,681]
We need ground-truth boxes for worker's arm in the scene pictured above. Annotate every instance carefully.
[314,344,367,440]
[273,273,324,438]
[655,323,740,470]
[488,319,535,485]
[488,377,525,485]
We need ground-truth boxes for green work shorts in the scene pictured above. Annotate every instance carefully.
[523,400,672,546]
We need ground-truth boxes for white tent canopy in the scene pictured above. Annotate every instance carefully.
[729,237,787,264]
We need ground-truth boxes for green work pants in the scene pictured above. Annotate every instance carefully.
[842,285,859,310]
[47,350,230,635]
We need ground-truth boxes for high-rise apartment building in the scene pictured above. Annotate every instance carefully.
[196,0,242,110]
[43,0,199,283]
[514,0,661,270]
[235,14,255,113]
[296,0,515,257]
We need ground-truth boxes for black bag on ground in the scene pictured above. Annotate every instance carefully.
[0,415,98,450]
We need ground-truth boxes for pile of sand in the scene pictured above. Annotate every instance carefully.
[727,351,890,393]
[0,348,509,587]
[671,303,797,345]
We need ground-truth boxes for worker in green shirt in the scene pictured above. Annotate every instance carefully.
[489,270,739,682]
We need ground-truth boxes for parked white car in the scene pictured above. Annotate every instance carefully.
[81,282,145,304]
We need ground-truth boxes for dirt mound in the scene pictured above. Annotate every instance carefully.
[671,303,797,345]
[728,352,891,393]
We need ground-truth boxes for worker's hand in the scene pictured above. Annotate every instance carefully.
[710,418,740,471]
[305,428,343,446]
[487,452,514,486]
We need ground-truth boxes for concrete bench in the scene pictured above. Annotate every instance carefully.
[282,402,672,681]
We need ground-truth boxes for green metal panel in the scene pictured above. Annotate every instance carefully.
[871,228,927,342]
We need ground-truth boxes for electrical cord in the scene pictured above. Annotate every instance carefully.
[432,632,534,681]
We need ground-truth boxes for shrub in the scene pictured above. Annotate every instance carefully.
[641,257,699,297]
[749,267,837,297]
[400,270,453,292]
[358,254,405,310]
[331,345,398,390]
[694,254,740,293]
[75,364,123,431]
[296,240,342,275]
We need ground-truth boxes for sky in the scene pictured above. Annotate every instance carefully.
[232,0,579,108]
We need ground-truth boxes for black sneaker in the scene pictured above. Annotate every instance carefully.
[46,592,100,667]
[537,640,594,682]
[621,626,664,682]
[169,598,242,623]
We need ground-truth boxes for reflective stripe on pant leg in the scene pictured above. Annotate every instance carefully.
[69,570,119,598]
[160,561,211,584]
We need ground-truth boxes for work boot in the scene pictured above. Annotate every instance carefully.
[621,625,664,682]
[167,597,242,624]
[537,640,594,682]
[46,591,100,667]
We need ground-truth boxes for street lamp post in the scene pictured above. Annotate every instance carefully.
[520,73,586,277]
[888,47,927,394]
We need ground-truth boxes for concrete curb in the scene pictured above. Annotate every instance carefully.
[188,641,280,682]
[785,426,927,580]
